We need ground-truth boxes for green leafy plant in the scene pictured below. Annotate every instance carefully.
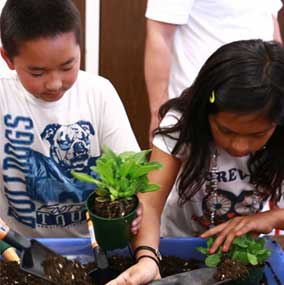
[71,146,162,202]
[197,234,271,268]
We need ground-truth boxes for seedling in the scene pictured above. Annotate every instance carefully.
[197,234,271,268]
[71,145,162,202]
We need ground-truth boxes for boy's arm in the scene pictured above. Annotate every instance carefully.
[201,208,284,253]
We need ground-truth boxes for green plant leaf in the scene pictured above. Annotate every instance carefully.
[72,146,162,201]
[197,246,208,255]
[232,251,249,265]
[131,163,162,178]
[247,252,258,266]
[233,235,249,248]
[256,249,271,264]
[139,183,160,193]
[71,171,97,184]
[207,237,215,248]
[205,253,221,267]
[198,234,271,267]
[95,196,109,202]
[95,189,109,197]
[132,149,151,163]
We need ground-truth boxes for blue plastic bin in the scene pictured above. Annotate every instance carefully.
[36,237,284,284]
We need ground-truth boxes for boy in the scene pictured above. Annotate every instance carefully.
[0,0,140,237]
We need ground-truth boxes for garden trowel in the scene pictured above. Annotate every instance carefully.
[148,267,231,285]
[86,212,118,285]
[0,218,57,283]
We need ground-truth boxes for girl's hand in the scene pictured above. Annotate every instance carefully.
[106,257,160,285]
[200,211,277,253]
[131,203,144,235]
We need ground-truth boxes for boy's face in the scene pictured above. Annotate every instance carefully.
[1,32,81,102]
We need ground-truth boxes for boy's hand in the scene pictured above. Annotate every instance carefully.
[131,203,143,235]
[200,211,276,253]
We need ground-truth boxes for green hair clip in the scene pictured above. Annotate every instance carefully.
[209,91,216,103]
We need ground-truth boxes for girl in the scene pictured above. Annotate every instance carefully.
[108,39,284,285]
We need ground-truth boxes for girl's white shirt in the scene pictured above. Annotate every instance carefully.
[153,111,282,236]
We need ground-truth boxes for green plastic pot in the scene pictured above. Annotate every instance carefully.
[226,265,264,285]
[86,192,139,251]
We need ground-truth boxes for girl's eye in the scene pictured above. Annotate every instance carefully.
[219,126,233,135]
[253,133,266,138]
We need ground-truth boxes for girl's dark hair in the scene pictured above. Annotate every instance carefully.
[0,0,81,59]
[155,39,284,204]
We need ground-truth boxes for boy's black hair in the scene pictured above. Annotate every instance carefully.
[0,0,81,59]
[155,39,284,204]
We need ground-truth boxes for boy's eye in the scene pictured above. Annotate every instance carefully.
[62,66,73,71]
[31,73,44,77]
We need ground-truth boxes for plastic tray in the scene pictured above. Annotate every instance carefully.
[35,237,283,284]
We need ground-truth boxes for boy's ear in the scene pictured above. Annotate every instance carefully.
[0,48,15,70]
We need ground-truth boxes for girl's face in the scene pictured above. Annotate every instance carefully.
[209,111,276,157]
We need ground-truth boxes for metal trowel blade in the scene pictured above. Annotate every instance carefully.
[20,239,57,283]
[148,267,230,285]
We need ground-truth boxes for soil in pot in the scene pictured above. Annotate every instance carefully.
[93,196,137,218]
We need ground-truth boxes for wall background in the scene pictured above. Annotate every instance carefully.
[0,0,10,74]
[0,0,100,75]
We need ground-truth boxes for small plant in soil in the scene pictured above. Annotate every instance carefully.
[197,234,271,284]
[72,146,162,218]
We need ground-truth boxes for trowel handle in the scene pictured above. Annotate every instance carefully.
[86,212,109,269]
[0,217,31,250]
[0,240,20,262]
[86,212,98,249]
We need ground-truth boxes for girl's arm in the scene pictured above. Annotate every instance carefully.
[107,146,181,285]
[201,208,284,253]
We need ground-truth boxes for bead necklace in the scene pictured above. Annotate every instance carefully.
[207,149,260,228]
[208,150,218,227]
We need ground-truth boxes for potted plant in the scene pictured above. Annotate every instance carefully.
[197,234,271,285]
[71,146,162,251]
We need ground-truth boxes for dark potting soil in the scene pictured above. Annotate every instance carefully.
[0,254,269,285]
[93,196,137,218]
[0,254,202,285]
[215,258,268,285]
[215,258,249,281]
[0,254,92,285]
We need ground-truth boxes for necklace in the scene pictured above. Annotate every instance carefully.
[208,150,218,228]
[207,149,260,228]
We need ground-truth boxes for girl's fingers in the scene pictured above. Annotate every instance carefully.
[200,222,228,238]
[208,218,245,253]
